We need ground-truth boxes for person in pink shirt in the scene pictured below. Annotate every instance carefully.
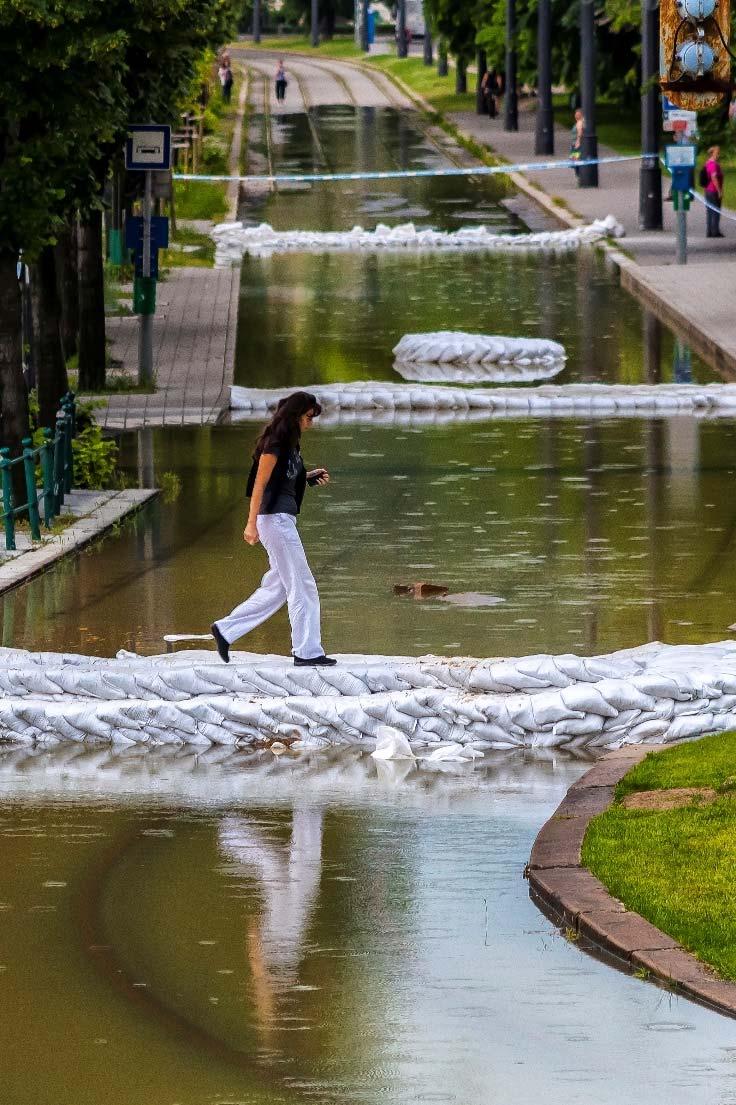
[704,145,724,238]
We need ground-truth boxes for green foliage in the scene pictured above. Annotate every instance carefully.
[71,423,119,490]
[160,471,183,503]
[424,0,478,64]
[279,0,354,36]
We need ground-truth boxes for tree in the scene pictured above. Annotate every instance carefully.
[280,0,353,37]
[425,0,477,81]
[0,1,128,460]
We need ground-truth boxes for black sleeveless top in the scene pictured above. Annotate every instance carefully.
[246,439,308,515]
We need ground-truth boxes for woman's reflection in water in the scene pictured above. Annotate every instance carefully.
[218,807,324,1039]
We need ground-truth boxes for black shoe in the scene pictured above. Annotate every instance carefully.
[294,654,337,667]
[211,623,230,664]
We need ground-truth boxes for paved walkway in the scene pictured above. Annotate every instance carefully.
[0,489,157,595]
[102,265,240,430]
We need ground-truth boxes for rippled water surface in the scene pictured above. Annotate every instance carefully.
[3,418,736,657]
[3,751,736,1105]
[2,96,736,1105]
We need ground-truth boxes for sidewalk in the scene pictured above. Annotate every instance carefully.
[446,104,736,378]
[101,265,240,430]
[94,68,249,431]
[0,489,157,596]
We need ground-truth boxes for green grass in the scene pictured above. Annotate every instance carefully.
[366,55,475,115]
[583,732,736,980]
[161,226,215,269]
[244,34,362,59]
[173,180,228,221]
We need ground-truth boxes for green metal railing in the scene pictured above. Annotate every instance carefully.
[1,392,76,551]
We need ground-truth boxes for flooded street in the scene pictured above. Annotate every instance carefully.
[3,96,736,1103]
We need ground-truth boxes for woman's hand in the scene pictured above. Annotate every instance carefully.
[244,521,259,546]
[307,468,330,486]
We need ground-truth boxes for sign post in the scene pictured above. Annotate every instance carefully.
[125,124,171,387]
[666,144,695,265]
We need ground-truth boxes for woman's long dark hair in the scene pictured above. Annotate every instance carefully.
[253,391,322,458]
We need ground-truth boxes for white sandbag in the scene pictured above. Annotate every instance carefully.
[371,726,415,760]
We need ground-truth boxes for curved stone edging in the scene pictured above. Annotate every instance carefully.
[527,747,736,1020]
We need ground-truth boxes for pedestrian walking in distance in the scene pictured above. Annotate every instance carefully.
[219,60,234,104]
[275,59,288,102]
[703,145,725,238]
[570,109,584,181]
[211,392,336,667]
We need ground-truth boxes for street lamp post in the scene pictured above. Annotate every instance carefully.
[579,0,599,186]
[504,0,518,131]
[311,0,319,47]
[397,0,407,57]
[535,0,554,154]
[639,0,663,228]
[361,0,370,51]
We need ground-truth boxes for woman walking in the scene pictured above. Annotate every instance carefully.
[703,145,725,238]
[275,59,288,103]
[211,392,336,667]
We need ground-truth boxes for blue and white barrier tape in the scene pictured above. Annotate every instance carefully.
[173,153,646,186]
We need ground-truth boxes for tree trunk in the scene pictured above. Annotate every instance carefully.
[77,209,106,391]
[455,58,467,94]
[55,219,79,360]
[33,246,68,430]
[0,249,30,499]
[438,40,448,77]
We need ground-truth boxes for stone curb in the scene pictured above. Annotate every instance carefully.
[527,746,736,1020]
[0,489,158,598]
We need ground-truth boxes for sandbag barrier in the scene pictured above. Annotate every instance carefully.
[392,332,566,385]
[229,381,736,422]
[211,217,625,265]
[1,641,736,751]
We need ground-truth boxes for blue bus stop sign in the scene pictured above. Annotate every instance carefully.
[126,125,172,171]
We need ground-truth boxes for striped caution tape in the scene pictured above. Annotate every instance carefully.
[173,153,647,186]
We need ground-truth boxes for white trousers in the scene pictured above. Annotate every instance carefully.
[215,513,323,658]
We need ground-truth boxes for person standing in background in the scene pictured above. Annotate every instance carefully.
[570,109,584,181]
[275,59,288,102]
[704,145,724,238]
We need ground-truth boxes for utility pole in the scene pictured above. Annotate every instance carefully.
[361,0,370,51]
[253,0,261,44]
[535,0,554,154]
[504,0,518,131]
[397,0,407,57]
[138,170,153,387]
[639,0,663,228]
[579,0,599,186]
[311,0,319,47]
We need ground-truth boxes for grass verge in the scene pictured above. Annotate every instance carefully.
[583,732,736,981]
[244,34,362,58]
[366,55,475,114]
